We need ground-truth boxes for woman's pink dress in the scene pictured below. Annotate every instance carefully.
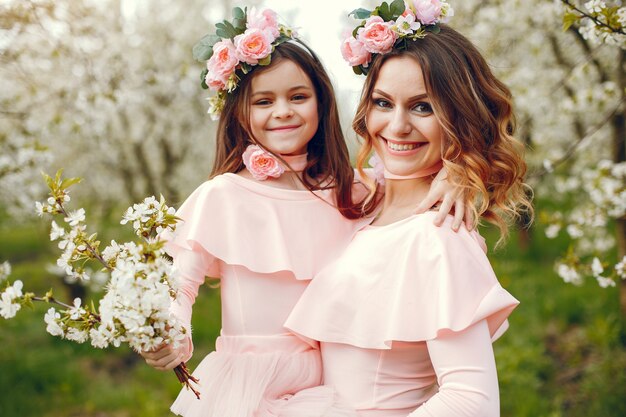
[286,212,519,417]
[162,173,370,417]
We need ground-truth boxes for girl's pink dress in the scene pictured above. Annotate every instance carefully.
[162,173,370,417]
[286,212,519,417]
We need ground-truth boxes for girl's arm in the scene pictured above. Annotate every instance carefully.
[415,168,472,231]
[408,320,500,417]
[140,247,213,370]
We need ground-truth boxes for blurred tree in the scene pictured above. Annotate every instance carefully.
[0,0,265,213]
[452,0,625,318]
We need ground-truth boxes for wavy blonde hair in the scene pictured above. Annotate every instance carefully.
[354,24,533,242]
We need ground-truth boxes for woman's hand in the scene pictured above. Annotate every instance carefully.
[415,168,473,231]
[140,337,190,371]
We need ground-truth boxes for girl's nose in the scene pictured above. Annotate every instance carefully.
[273,100,294,118]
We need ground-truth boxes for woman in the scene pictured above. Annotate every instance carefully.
[286,3,533,416]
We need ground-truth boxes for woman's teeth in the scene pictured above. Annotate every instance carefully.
[387,141,420,151]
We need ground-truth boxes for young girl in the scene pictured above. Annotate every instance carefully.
[140,7,462,417]
[286,4,533,417]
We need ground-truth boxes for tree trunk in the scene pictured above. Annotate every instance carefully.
[614,49,626,330]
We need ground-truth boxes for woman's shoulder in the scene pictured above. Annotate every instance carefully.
[400,212,488,255]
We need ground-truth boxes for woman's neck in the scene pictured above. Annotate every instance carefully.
[373,177,432,226]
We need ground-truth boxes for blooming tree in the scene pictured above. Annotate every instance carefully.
[0,0,244,208]
[446,0,625,317]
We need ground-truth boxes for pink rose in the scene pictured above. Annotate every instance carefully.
[246,7,280,39]
[242,145,284,180]
[357,16,398,55]
[205,39,238,91]
[234,28,274,65]
[412,0,442,25]
[340,35,371,67]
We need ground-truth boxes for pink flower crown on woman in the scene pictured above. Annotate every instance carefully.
[192,7,297,120]
[341,0,453,75]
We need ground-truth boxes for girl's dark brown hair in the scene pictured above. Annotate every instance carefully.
[354,24,533,241]
[210,41,371,219]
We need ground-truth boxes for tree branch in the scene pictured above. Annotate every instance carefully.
[561,0,626,35]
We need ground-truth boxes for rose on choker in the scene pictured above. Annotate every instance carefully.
[242,145,285,180]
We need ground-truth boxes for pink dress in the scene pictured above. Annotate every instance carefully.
[285,212,519,417]
[162,173,370,417]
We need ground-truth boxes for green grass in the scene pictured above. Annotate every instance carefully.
[1,218,625,416]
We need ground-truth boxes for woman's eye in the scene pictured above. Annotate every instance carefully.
[413,102,433,114]
[373,98,391,109]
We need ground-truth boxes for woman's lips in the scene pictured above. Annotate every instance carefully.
[381,137,427,155]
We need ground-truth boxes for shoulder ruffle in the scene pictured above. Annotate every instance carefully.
[285,213,519,348]
[161,174,371,280]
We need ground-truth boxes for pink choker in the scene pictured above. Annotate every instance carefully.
[280,153,309,172]
[383,161,443,180]
[242,144,308,181]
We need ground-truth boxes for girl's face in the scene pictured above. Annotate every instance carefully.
[249,59,318,156]
[366,56,443,176]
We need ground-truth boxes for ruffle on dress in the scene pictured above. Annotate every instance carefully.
[170,333,357,417]
[285,212,519,349]
[162,174,371,280]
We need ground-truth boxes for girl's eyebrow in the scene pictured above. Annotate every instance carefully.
[372,88,428,101]
[251,85,313,97]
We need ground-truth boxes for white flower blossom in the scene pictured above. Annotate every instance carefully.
[0,262,11,282]
[0,291,21,319]
[65,327,89,343]
[44,307,65,337]
[591,257,604,276]
[394,14,421,35]
[49,220,66,241]
[35,201,45,217]
[566,224,584,239]
[545,224,561,239]
[615,257,626,279]
[68,297,86,320]
[64,208,86,226]
[4,279,23,299]
[596,276,615,288]
[557,263,583,285]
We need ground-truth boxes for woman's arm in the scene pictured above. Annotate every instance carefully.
[409,320,500,417]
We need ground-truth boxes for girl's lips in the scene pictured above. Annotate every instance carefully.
[267,125,301,132]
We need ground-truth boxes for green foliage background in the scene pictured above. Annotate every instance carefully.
[1,213,625,417]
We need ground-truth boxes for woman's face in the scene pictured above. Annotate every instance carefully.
[366,56,443,176]
[248,59,319,156]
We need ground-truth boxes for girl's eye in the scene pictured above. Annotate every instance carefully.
[291,94,308,102]
[373,98,391,109]
[253,99,272,106]
[413,102,433,114]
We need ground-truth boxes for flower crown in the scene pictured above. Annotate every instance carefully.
[192,7,297,120]
[341,0,453,75]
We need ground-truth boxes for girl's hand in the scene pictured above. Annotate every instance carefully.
[140,338,190,371]
[415,168,473,231]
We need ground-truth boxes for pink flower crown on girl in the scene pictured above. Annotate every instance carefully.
[341,0,453,75]
[192,7,297,120]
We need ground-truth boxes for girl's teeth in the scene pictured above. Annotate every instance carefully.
[387,141,419,151]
